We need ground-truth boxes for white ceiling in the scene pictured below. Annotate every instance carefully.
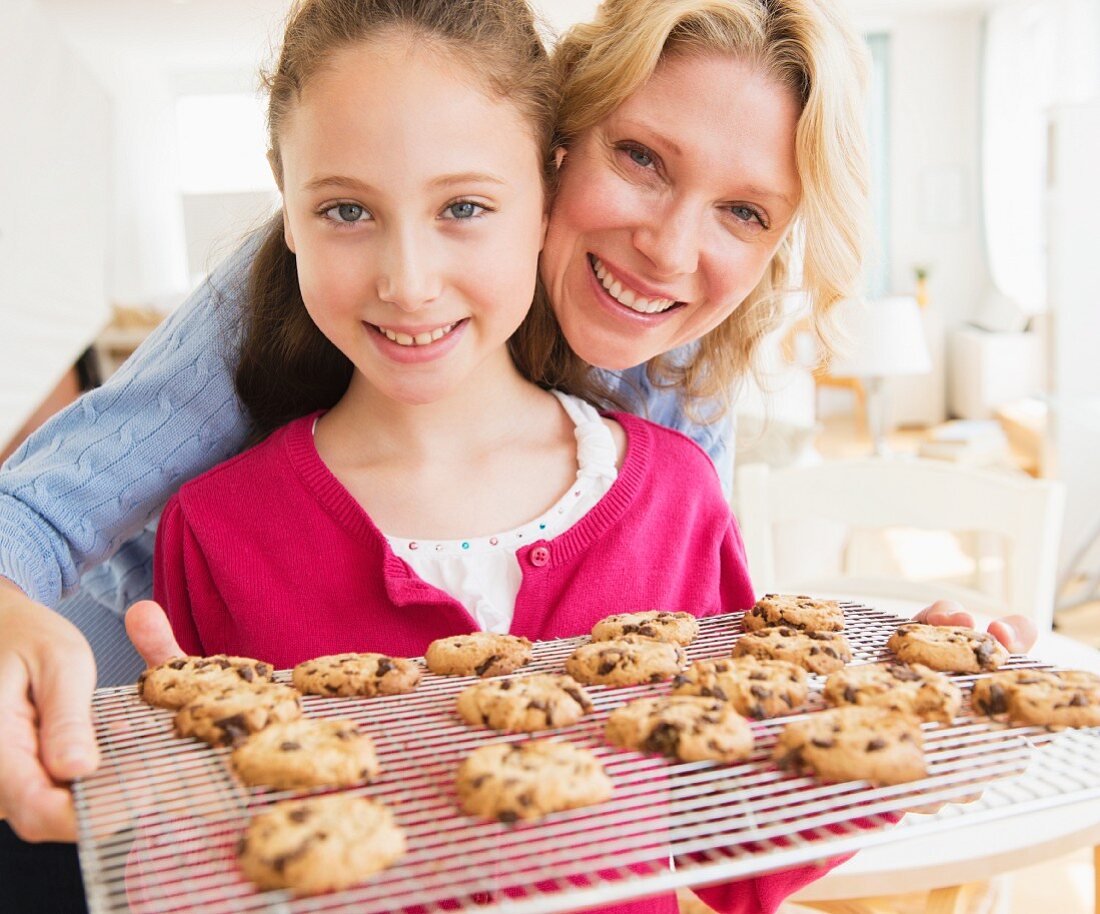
[37,0,1000,91]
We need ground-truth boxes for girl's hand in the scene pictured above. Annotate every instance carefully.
[123,601,185,668]
[911,599,1037,654]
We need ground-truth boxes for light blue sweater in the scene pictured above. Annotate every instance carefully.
[0,233,732,684]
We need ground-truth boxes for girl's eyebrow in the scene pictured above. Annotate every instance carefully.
[428,171,508,189]
[302,172,508,193]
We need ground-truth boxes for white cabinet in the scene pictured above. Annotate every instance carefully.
[948,326,1042,420]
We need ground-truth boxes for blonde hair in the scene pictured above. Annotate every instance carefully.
[554,0,870,413]
[237,0,606,441]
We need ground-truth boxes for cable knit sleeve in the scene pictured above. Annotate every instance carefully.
[0,233,260,607]
[604,359,735,496]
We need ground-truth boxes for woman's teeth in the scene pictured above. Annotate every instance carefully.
[376,322,458,347]
[591,256,677,314]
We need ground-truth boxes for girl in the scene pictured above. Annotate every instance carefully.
[145,2,829,913]
[155,0,749,669]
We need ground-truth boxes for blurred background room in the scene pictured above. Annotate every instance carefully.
[1,1,1099,910]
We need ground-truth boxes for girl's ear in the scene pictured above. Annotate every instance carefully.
[553,146,567,169]
[282,208,296,254]
[267,150,296,253]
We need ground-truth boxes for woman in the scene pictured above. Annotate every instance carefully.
[0,0,1033,854]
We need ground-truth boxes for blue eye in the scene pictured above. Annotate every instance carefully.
[729,204,767,229]
[324,202,369,223]
[627,147,654,168]
[445,201,485,220]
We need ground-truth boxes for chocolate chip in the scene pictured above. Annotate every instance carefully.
[811,737,834,749]
[844,686,859,704]
[237,667,254,682]
[475,655,500,677]
[498,809,518,824]
[288,807,310,823]
[215,714,250,745]
[975,641,996,667]
[597,660,617,676]
[168,660,187,670]
[981,683,1008,715]
[643,722,682,757]
[500,680,513,690]
[748,704,765,720]
[866,738,886,751]
[750,684,769,700]
[376,658,393,676]
[823,647,838,659]
[279,741,301,751]
[889,665,921,682]
[1070,693,1088,707]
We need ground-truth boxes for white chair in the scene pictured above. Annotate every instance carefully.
[734,458,1065,631]
[728,458,1076,914]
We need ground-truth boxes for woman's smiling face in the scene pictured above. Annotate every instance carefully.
[540,52,802,371]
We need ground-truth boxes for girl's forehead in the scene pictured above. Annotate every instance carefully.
[280,40,542,189]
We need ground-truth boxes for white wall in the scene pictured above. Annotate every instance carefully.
[0,0,112,447]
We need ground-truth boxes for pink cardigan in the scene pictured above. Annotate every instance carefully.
[153,410,842,913]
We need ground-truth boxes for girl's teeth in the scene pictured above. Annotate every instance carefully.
[590,256,676,314]
[378,322,456,346]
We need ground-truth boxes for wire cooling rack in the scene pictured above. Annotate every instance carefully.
[74,603,1100,914]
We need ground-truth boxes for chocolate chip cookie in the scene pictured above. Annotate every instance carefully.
[742,594,845,633]
[230,718,380,789]
[174,682,302,746]
[971,669,1100,728]
[237,795,405,894]
[888,623,1009,673]
[291,652,421,697]
[824,662,963,724]
[773,707,926,785]
[732,627,853,675]
[565,638,686,686]
[671,656,809,720]
[590,611,699,646]
[605,696,755,763]
[137,655,274,709]
[456,674,593,732]
[455,739,612,822]
[425,632,533,677]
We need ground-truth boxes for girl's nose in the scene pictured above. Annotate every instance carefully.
[376,230,442,311]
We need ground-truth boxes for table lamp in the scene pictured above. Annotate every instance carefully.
[828,296,932,456]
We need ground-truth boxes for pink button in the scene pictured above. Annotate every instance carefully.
[530,546,550,567]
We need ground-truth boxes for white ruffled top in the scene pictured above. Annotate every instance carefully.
[384,391,619,633]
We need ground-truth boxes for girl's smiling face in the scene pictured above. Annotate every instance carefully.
[540,53,802,371]
[276,37,548,406]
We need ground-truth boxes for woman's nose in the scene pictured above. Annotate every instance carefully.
[376,231,442,311]
[632,201,702,278]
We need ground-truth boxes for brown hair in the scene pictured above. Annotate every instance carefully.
[236,0,604,442]
[554,0,870,416]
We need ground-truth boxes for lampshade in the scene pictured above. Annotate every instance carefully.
[828,296,932,377]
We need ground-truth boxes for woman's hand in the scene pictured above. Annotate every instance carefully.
[911,599,1038,653]
[0,579,98,842]
[0,587,184,843]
